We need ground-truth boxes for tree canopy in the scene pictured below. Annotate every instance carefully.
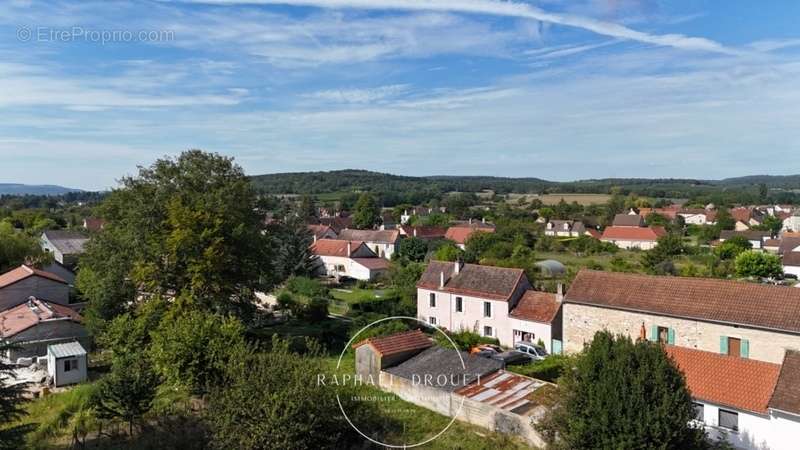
[77,150,279,331]
[539,331,708,450]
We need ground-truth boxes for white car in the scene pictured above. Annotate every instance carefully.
[514,341,548,361]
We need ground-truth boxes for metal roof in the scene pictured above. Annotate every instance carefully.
[48,341,87,358]
[455,370,547,416]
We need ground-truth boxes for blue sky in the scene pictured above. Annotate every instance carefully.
[1,0,799,190]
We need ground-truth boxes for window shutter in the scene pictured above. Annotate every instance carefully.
[720,336,728,355]
[649,325,658,342]
[668,328,675,345]
[740,339,749,358]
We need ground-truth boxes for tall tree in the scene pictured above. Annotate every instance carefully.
[351,193,381,229]
[76,150,278,331]
[0,221,52,272]
[93,352,158,437]
[538,331,708,450]
[734,250,783,278]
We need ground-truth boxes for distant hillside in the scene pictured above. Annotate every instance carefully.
[249,170,800,205]
[0,183,82,196]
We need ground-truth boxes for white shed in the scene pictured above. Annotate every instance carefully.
[47,341,88,387]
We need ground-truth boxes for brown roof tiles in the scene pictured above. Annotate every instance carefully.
[566,270,800,333]
[353,329,433,357]
[509,291,561,323]
[0,265,67,289]
[418,261,527,301]
[769,350,800,415]
[666,346,781,414]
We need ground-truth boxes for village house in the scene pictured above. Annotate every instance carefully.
[562,270,800,364]
[310,239,389,281]
[337,229,401,260]
[667,346,800,450]
[40,230,89,268]
[82,217,106,232]
[0,265,70,311]
[543,220,586,237]
[308,224,338,241]
[677,208,717,226]
[416,261,562,352]
[783,252,800,278]
[600,225,666,250]
[783,211,800,232]
[398,225,448,240]
[0,298,87,361]
[612,211,645,227]
[400,206,446,225]
[719,230,771,250]
[445,225,495,250]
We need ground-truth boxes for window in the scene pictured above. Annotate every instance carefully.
[649,325,675,345]
[483,326,493,337]
[720,336,749,358]
[718,409,738,432]
[429,293,436,308]
[63,358,78,372]
[429,317,437,325]
[693,403,704,422]
[483,302,492,318]
[657,326,669,344]
[455,297,463,312]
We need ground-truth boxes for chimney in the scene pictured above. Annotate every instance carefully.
[347,241,352,256]
[556,283,564,303]
[313,234,317,243]
[413,228,417,237]
[454,259,462,274]
[440,271,445,289]
[482,217,486,224]
[469,218,473,225]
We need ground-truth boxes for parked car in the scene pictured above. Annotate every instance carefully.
[469,344,502,355]
[490,350,533,366]
[514,341,548,361]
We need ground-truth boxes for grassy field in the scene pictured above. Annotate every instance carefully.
[507,193,612,205]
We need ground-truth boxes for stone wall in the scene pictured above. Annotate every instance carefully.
[378,371,546,448]
[563,303,800,364]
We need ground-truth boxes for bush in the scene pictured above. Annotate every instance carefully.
[285,276,328,298]
[508,355,573,383]
[433,329,499,351]
[735,250,783,278]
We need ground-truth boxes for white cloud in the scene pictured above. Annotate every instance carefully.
[306,84,409,103]
[176,0,737,54]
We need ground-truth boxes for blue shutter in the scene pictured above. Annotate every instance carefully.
[740,339,749,359]
[649,325,658,342]
[668,328,676,345]
[720,336,728,355]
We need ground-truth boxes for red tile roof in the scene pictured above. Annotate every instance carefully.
[666,346,781,414]
[509,291,561,323]
[0,298,82,338]
[400,226,448,239]
[601,226,666,241]
[0,265,67,289]
[585,229,601,239]
[566,270,800,333]
[353,329,433,357]
[352,258,390,271]
[310,239,365,257]
[308,224,336,240]
[770,350,800,415]
[445,226,494,245]
[418,261,527,301]
[731,207,753,223]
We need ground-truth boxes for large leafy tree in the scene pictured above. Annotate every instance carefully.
[77,150,278,331]
[538,331,708,450]
[205,339,372,450]
[0,221,51,273]
[351,193,381,229]
[93,351,159,437]
[734,250,783,278]
[267,216,316,279]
